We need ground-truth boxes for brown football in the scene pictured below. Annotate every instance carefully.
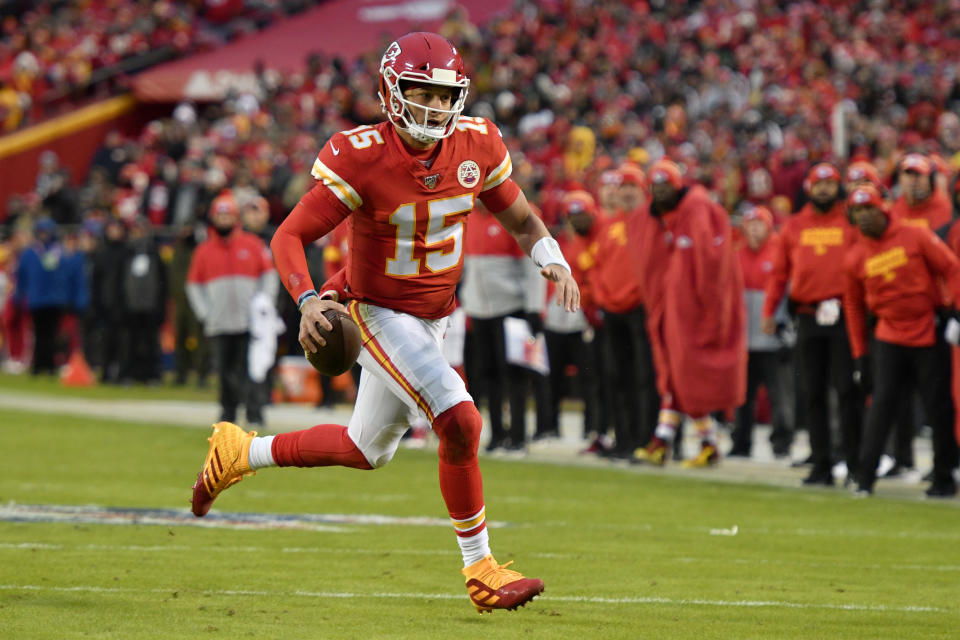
[305,309,362,376]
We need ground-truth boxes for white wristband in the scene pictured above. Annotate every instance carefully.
[531,236,570,272]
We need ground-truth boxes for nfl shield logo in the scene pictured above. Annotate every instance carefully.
[424,174,440,189]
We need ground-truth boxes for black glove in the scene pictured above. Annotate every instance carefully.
[524,312,544,336]
[853,355,872,394]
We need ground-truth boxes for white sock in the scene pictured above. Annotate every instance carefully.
[654,409,682,441]
[458,527,490,567]
[691,416,717,445]
[247,435,276,470]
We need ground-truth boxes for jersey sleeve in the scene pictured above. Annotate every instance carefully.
[470,118,521,211]
[271,181,351,304]
[310,132,365,212]
[476,118,513,193]
[842,251,868,359]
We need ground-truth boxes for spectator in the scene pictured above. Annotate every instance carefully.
[891,153,952,230]
[35,151,77,225]
[591,164,658,459]
[89,217,128,383]
[762,163,863,486]
[541,190,604,444]
[15,217,88,374]
[729,206,792,459]
[633,159,746,468]
[186,191,277,428]
[844,185,960,497]
[119,217,167,384]
[168,223,209,387]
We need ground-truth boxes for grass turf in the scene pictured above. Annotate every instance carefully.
[2,404,960,639]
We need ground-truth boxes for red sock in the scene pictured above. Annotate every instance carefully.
[271,425,372,469]
[432,401,484,521]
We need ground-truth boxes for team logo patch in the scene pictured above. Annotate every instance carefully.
[382,41,401,66]
[424,173,440,189]
[458,160,480,188]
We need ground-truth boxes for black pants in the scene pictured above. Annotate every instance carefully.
[859,339,958,489]
[601,306,659,454]
[120,312,162,383]
[31,306,64,375]
[465,314,533,446]
[173,297,210,384]
[543,329,603,439]
[795,314,863,475]
[881,389,918,468]
[212,332,263,424]
[731,350,792,455]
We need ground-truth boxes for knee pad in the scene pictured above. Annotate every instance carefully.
[433,401,482,465]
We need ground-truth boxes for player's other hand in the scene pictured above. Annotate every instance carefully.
[299,297,349,353]
[541,265,581,312]
[760,316,777,335]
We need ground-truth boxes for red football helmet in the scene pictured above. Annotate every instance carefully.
[378,32,470,143]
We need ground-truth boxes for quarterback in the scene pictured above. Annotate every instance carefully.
[189,32,579,613]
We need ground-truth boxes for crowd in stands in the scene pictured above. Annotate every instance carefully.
[2,1,960,480]
[0,0,322,131]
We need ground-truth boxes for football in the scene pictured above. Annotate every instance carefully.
[305,309,362,376]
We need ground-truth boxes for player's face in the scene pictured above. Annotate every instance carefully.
[597,182,619,212]
[744,218,769,249]
[900,170,931,204]
[851,205,886,238]
[402,84,456,128]
[810,179,839,204]
[212,207,237,230]
[651,182,677,207]
[617,182,645,213]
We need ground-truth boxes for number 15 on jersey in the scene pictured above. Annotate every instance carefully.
[386,193,474,277]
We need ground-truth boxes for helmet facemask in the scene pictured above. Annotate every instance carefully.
[379,67,469,144]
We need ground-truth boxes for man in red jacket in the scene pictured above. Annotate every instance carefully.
[591,163,660,458]
[762,163,863,486]
[891,153,952,230]
[844,185,960,497]
[540,190,605,444]
[730,206,793,458]
[186,192,277,428]
[633,159,746,467]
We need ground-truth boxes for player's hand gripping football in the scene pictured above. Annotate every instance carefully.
[299,297,349,353]
[541,264,581,312]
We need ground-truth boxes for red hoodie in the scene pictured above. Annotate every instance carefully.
[844,219,960,359]
[763,201,858,318]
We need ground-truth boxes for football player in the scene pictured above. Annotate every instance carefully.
[189,32,579,614]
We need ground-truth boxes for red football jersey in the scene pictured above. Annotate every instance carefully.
[290,118,514,319]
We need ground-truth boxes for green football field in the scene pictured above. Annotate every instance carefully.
[3,393,960,639]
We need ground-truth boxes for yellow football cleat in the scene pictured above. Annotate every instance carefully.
[190,422,257,517]
[633,437,668,466]
[681,442,720,468]
[462,554,544,614]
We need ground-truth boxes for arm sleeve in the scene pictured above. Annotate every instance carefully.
[842,257,868,359]
[271,183,350,303]
[185,249,208,322]
[478,178,521,213]
[919,228,960,305]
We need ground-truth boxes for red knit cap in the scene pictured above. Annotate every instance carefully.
[648,158,683,189]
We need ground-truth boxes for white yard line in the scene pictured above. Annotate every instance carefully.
[4,541,956,569]
[0,583,946,613]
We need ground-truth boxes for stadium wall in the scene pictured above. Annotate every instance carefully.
[0,95,164,222]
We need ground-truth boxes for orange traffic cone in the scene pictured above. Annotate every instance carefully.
[61,350,96,387]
